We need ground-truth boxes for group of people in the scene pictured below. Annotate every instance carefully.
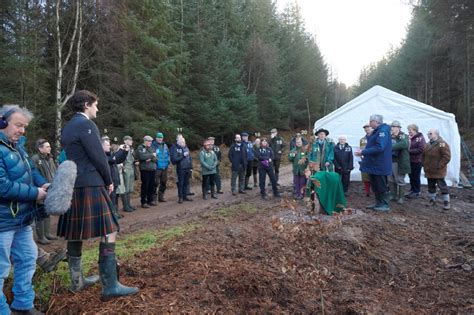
[0,88,453,314]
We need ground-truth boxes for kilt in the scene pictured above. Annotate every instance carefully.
[57,186,119,240]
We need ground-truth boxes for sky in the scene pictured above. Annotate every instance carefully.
[277,0,413,86]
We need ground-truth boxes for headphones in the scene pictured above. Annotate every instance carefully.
[0,109,16,129]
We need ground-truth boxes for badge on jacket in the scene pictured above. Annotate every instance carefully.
[379,132,385,137]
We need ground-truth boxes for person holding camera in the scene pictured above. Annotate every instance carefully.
[120,136,137,212]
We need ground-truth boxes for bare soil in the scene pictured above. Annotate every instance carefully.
[40,162,474,314]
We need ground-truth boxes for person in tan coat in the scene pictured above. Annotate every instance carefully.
[422,128,451,210]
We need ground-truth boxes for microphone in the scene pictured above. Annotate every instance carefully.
[44,160,77,215]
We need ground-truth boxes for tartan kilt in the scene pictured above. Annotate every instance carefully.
[57,186,119,240]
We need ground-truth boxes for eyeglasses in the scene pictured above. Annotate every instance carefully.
[427,132,432,135]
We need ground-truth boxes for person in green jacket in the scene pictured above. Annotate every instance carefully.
[288,137,308,199]
[389,121,411,204]
[308,128,335,173]
[199,139,218,200]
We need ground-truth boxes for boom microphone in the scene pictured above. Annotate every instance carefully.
[44,160,77,215]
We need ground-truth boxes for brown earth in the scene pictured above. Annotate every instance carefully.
[41,162,474,314]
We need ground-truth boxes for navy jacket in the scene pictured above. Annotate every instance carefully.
[255,146,274,169]
[360,123,392,176]
[243,141,254,161]
[170,143,193,170]
[228,142,247,171]
[0,134,47,232]
[334,143,354,173]
[61,113,112,187]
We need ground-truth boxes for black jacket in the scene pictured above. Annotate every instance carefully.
[228,142,247,171]
[106,149,127,187]
[170,143,193,170]
[334,143,354,173]
[61,113,112,187]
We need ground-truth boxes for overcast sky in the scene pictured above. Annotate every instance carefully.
[276,0,413,86]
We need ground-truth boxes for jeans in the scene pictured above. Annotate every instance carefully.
[0,225,38,313]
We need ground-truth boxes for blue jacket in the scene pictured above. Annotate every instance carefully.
[170,143,193,170]
[228,142,247,171]
[360,123,392,176]
[152,141,170,170]
[243,141,254,161]
[0,134,47,232]
[254,146,274,169]
[61,113,112,187]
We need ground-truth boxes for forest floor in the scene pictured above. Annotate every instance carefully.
[38,162,474,314]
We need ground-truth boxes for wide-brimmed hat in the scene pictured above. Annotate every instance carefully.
[391,120,402,128]
[315,128,329,136]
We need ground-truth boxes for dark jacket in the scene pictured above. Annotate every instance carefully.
[255,146,274,169]
[360,123,392,176]
[409,132,426,164]
[106,149,127,187]
[61,113,112,187]
[0,134,47,232]
[243,141,254,162]
[212,145,222,163]
[290,137,309,150]
[269,136,286,160]
[31,152,57,182]
[334,143,354,173]
[422,137,451,179]
[170,143,193,170]
[228,142,247,171]
[137,144,157,171]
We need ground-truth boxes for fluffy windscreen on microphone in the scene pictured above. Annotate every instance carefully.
[44,160,77,216]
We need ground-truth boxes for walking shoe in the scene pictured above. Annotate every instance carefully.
[184,197,193,201]
[261,194,268,200]
[232,191,237,196]
[426,199,436,207]
[141,204,150,209]
[443,201,451,210]
[406,192,419,199]
[217,190,224,194]
[373,204,390,212]
[187,192,195,196]
[178,198,183,204]
[147,202,157,206]
[238,190,246,194]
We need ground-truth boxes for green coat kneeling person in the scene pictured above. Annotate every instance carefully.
[305,167,346,215]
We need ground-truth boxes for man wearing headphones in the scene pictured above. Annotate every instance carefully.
[0,105,48,315]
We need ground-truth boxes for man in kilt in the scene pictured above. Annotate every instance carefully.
[57,90,138,300]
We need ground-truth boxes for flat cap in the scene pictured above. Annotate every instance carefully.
[143,135,153,141]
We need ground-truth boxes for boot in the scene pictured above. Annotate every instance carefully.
[245,177,252,190]
[99,243,139,301]
[37,248,67,273]
[43,217,58,240]
[374,193,390,212]
[158,192,166,202]
[121,194,134,212]
[178,197,183,204]
[366,193,383,209]
[68,255,100,293]
[211,187,218,199]
[35,220,50,245]
[127,193,137,210]
[397,185,404,204]
[202,188,208,200]
[388,182,398,201]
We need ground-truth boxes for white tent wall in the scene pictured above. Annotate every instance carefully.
[313,86,461,186]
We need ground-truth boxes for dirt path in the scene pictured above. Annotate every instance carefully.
[43,164,296,252]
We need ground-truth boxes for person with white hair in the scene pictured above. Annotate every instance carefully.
[0,104,48,314]
[422,128,451,210]
[355,114,392,211]
[334,135,354,196]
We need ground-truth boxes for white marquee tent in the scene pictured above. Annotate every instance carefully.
[313,85,461,185]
